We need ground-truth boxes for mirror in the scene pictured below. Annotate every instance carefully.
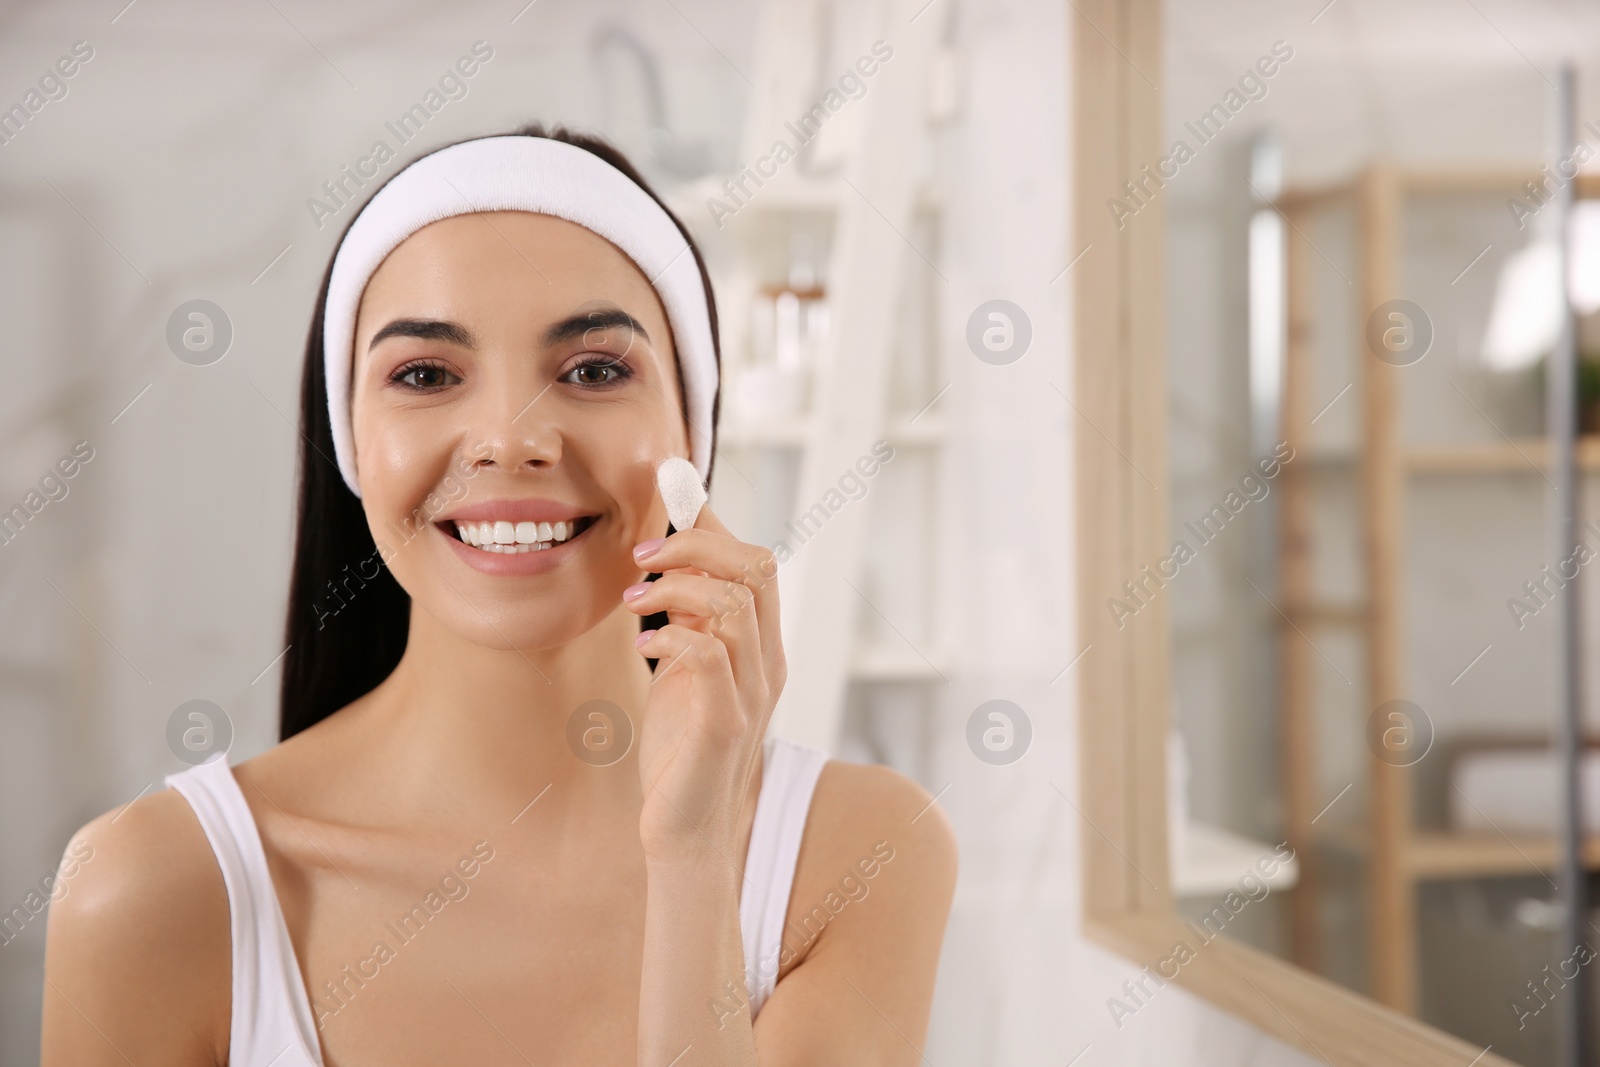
[1163,5,1600,1063]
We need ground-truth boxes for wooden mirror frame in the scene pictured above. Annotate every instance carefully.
[1070,2,1515,1063]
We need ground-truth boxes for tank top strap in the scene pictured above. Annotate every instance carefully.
[739,734,829,1018]
[165,758,324,1067]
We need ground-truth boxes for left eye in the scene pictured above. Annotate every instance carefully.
[564,360,627,386]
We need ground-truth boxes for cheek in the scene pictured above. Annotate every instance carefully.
[364,418,449,489]
[352,403,460,542]
[572,413,678,541]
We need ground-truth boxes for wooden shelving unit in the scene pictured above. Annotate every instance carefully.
[1321,824,1600,880]
[1407,831,1600,880]
[1277,165,1600,1013]
[1309,439,1600,473]
[1406,438,1600,473]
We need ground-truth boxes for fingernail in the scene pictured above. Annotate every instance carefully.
[635,629,656,648]
[623,582,652,602]
[633,538,666,562]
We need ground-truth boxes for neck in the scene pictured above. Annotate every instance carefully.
[357,601,655,821]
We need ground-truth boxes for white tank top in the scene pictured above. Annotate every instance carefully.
[165,734,828,1067]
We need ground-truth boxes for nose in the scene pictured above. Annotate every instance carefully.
[469,383,563,476]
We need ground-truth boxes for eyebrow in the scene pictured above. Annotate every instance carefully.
[366,307,651,354]
[368,318,476,353]
[541,307,650,348]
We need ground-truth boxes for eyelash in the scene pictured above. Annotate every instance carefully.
[387,355,635,392]
[560,355,634,387]
[389,358,459,391]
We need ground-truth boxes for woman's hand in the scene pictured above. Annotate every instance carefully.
[623,503,785,865]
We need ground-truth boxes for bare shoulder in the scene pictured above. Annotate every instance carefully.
[786,757,958,968]
[755,756,958,1062]
[42,783,229,1066]
[808,758,958,882]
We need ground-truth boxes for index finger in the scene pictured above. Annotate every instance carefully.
[635,504,782,650]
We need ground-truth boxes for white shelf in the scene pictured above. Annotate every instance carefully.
[851,642,946,682]
[667,174,942,220]
[720,414,947,449]
[1172,821,1299,898]
[890,415,948,446]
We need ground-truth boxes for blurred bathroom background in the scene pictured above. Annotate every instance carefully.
[1,0,1595,1064]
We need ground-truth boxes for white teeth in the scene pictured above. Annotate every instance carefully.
[452,517,586,552]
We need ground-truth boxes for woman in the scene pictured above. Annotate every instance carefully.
[42,124,957,1066]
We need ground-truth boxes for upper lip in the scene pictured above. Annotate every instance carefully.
[435,499,596,524]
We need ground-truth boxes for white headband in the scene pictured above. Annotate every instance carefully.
[322,135,718,497]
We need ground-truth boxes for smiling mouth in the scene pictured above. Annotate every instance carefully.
[443,516,598,554]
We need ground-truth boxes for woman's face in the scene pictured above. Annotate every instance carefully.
[349,210,689,650]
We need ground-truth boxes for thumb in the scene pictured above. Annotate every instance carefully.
[687,499,730,537]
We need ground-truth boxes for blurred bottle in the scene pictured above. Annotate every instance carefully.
[738,231,827,419]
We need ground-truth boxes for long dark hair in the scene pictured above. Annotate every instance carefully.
[279,123,722,741]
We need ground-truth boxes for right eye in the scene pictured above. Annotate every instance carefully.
[391,360,461,390]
